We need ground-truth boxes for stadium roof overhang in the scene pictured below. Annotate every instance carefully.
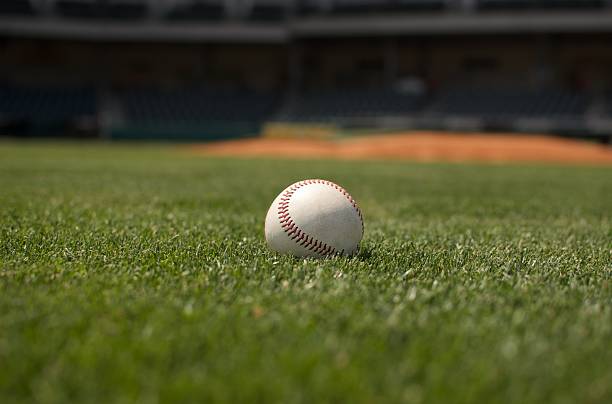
[1,12,612,43]
[292,12,612,36]
[0,18,288,43]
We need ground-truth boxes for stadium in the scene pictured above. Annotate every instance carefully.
[1,0,612,143]
[1,1,611,403]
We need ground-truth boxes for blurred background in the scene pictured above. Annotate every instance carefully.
[0,0,611,143]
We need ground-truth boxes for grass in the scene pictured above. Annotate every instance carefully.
[0,141,611,404]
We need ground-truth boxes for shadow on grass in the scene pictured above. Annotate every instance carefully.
[281,245,378,265]
[355,246,374,261]
[325,245,378,262]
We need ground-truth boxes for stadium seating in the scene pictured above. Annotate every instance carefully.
[277,88,426,121]
[0,85,96,123]
[605,93,612,117]
[430,86,589,121]
[330,0,397,14]
[0,82,600,138]
[107,1,148,19]
[112,87,279,139]
[56,0,147,20]
[0,0,35,15]
[55,0,98,19]
[248,2,288,22]
[166,0,225,21]
[393,0,446,12]
[296,0,322,15]
[119,88,278,124]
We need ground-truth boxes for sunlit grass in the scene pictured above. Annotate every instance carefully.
[1,142,611,403]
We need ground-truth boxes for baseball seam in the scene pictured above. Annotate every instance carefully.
[277,179,364,257]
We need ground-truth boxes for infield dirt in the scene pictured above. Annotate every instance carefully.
[193,132,612,165]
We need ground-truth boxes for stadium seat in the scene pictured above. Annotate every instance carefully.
[394,0,446,12]
[430,86,589,121]
[0,85,96,128]
[166,1,225,21]
[119,88,279,124]
[0,0,35,15]
[56,0,101,18]
[331,0,396,15]
[107,1,148,20]
[56,0,147,20]
[248,2,288,22]
[604,93,612,117]
[278,88,426,121]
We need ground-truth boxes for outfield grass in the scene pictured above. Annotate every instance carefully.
[1,142,611,404]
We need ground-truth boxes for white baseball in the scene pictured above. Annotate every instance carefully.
[265,179,364,258]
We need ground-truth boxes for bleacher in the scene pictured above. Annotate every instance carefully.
[429,86,589,123]
[394,0,446,11]
[329,0,398,15]
[0,1,610,139]
[0,84,96,136]
[165,0,225,21]
[278,88,426,122]
[55,0,97,19]
[0,85,96,123]
[56,0,147,20]
[0,0,35,16]
[605,93,612,117]
[107,0,148,19]
[120,88,277,123]
[112,87,279,139]
[0,82,605,138]
[247,1,288,22]
[296,0,321,15]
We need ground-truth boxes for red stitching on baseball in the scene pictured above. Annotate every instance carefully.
[276,179,364,256]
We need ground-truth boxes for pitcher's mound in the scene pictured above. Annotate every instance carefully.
[193,131,612,165]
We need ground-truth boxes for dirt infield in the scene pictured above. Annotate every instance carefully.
[193,132,612,165]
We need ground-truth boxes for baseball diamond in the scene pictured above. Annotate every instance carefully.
[1,1,612,403]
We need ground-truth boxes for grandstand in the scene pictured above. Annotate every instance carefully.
[426,85,590,132]
[113,87,279,139]
[0,84,96,136]
[277,88,427,122]
[0,0,612,141]
[0,0,35,16]
[55,0,148,20]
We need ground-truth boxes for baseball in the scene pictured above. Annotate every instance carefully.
[265,179,364,258]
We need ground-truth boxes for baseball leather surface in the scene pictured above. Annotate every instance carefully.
[265,179,364,258]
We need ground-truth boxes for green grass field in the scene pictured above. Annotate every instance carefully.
[1,142,611,404]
